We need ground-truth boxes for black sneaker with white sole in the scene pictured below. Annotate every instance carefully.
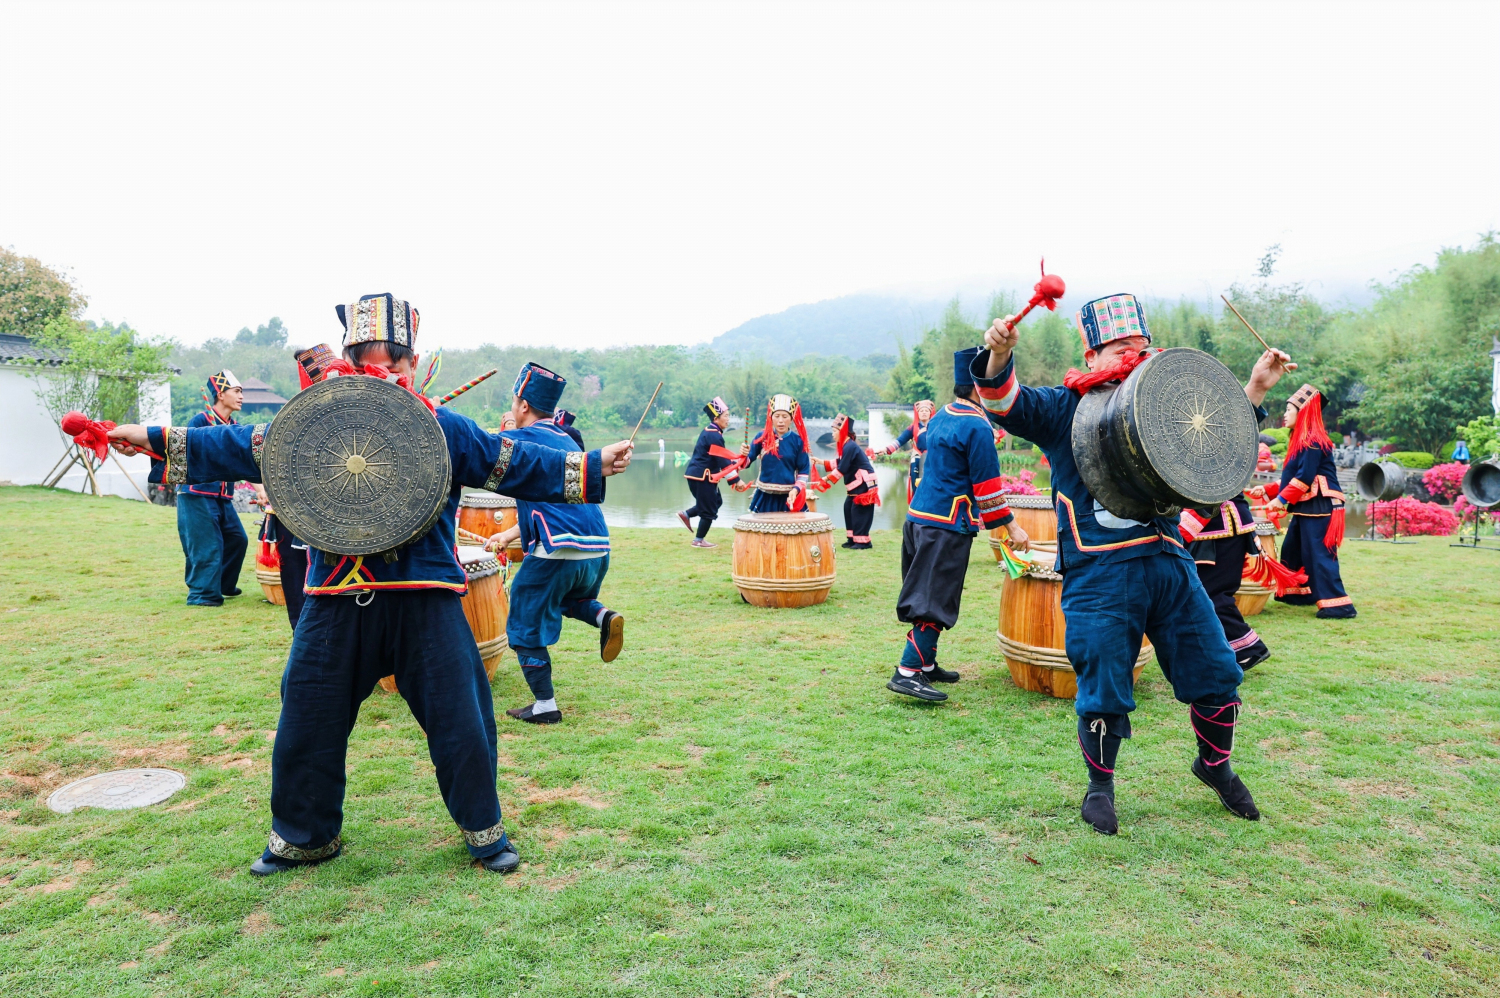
[922,665,960,684]
[886,671,947,701]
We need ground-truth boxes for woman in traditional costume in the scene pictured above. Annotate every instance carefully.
[679,397,741,547]
[735,394,811,512]
[818,413,879,549]
[881,400,935,503]
[1266,384,1355,618]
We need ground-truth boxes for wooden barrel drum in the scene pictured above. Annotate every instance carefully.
[997,561,1153,699]
[378,546,510,693]
[731,512,837,608]
[256,568,285,606]
[457,492,523,563]
[989,493,1056,561]
[1233,519,1280,617]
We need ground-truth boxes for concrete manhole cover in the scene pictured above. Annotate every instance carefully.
[47,769,187,814]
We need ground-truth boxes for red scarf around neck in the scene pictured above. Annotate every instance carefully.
[1062,348,1155,395]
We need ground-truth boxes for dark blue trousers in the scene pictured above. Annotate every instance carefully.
[176,494,247,606]
[1275,514,1355,616]
[507,555,609,701]
[1061,552,1243,718]
[268,590,509,861]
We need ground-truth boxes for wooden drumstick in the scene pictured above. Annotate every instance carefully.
[627,381,664,445]
[1220,295,1275,353]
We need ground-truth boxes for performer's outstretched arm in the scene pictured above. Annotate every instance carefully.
[442,408,629,503]
[968,352,1073,451]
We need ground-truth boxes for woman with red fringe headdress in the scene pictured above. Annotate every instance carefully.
[880,400,936,503]
[1265,384,1355,618]
[734,394,812,513]
[815,413,880,549]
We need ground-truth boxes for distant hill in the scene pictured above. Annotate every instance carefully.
[708,293,960,360]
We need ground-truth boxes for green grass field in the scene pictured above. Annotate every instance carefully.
[0,485,1497,997]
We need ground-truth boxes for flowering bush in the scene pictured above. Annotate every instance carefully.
[1000,469,1040,495]
[1454,496,1496,526]
[1367,497,1459,537]
[1422,462,1469,502]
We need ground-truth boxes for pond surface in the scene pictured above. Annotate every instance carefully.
[601,429,915,531]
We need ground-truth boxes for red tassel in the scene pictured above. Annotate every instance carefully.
[1063,348,1155,395]
[1243,554,1307,598]
[256,538,280,570]
[1326,507,1345,551]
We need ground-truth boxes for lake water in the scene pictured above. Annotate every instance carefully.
[599,428,1381,538]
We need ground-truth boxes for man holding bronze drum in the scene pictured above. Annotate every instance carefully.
[109,293,636,877]
[972,294,1295,835]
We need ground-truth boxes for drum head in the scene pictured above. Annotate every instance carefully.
[262,376,452,556]
[733,512,833,534]
[1127,349,1259,505]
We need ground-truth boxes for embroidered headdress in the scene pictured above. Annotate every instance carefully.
[513,362,566,414]
[206,369,240,401]
[336,293,419,349]
[1285,383,1319,413]
[769,394,795,415]
[1076,294,1151,352]
[832,413,856,455]
[704,396,731,421]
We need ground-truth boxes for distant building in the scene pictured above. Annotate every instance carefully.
[0,333,170,499]
[865,402,908,451]
[239,376,288,416]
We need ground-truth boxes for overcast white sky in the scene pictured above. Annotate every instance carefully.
[3,1,1497,352]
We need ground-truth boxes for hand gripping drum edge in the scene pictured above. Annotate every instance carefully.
[261,376,452,557]
[1071,348,1259,523]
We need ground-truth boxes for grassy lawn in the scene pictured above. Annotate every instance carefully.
[0,485,1497,997]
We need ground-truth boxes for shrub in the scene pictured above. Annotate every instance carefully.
[1367,497,1459,537]
[1422,463,1468,502]
[1000,469,1040,495]
[1328,430,1344,446]
[1386,451,1434,470]
[1457,415,1500,461]
[1453,496,1490,525]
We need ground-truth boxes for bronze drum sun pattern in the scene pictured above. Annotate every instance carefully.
[1130,349,1258,505]
[262,377,451,556]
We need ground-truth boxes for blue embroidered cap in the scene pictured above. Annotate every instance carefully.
[335,293,419,349]
[513,362,566,414]
[206,369,240,402]
[953,347,983,389]
[1076,294,1151,351]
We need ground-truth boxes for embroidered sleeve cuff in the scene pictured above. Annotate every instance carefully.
[973,476,1013,526]
[161,426,188,485]
[482,437,516,492]
[972,354,1019,417]
[570,450,604,504]
[250,424,267,468]
[1280,478,1309,505]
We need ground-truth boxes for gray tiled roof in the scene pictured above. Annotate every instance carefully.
[0,333,66,366]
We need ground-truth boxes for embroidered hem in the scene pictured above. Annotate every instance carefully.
[268,831,341,861]
[461,819,507,848]
[164,427,189,485]
[1316,596,1353,608]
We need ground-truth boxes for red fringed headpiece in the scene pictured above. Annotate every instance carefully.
[1062,348,1156,396]
[1286,390,1331,459]
[322,360,436,413]
[833,413,855,456]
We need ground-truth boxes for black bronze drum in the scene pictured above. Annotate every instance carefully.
[1461,460,1500,509]
[1071,348,1260,522]
[261,377,452,556]
[1355,461,1406,502]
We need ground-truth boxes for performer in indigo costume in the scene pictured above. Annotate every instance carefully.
[974,293,1296,834]
[109,293,635,877]
[818,413,879,549]
[1268,384,1355,618]
[551,409,585,449]
[735,394,811,512]
[679,396,741,547]
[502,362,624,726]
[881,400,934,503]
[1178,493,1270,669]
[888,350,1024,702]
[175,370,249,606]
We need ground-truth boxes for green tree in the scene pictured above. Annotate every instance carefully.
[26,318,174,425]
[0,247,87,338]
[1355,358,1493,456]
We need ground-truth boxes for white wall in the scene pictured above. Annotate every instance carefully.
[0,366,165,500]
[867,405,899,451]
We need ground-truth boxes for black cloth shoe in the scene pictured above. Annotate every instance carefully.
[850,542,872,550]
[841,539,856,548]
[223,588,243,597]
[887,671,947,701]
[1237,645,1271,670]
[1081,791,1118,835]
[1316,605,1357,619]
[599,610,624,663]
[1192,758,1261,820]
[506,704,562,724]
[480,844,522,873]
[922,665,960,683]
[249,845,341,876]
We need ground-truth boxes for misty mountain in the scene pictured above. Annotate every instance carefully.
[708,293,962,361]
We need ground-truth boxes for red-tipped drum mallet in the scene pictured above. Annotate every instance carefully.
[63,411,165,462]
[1000,259,1066,332]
